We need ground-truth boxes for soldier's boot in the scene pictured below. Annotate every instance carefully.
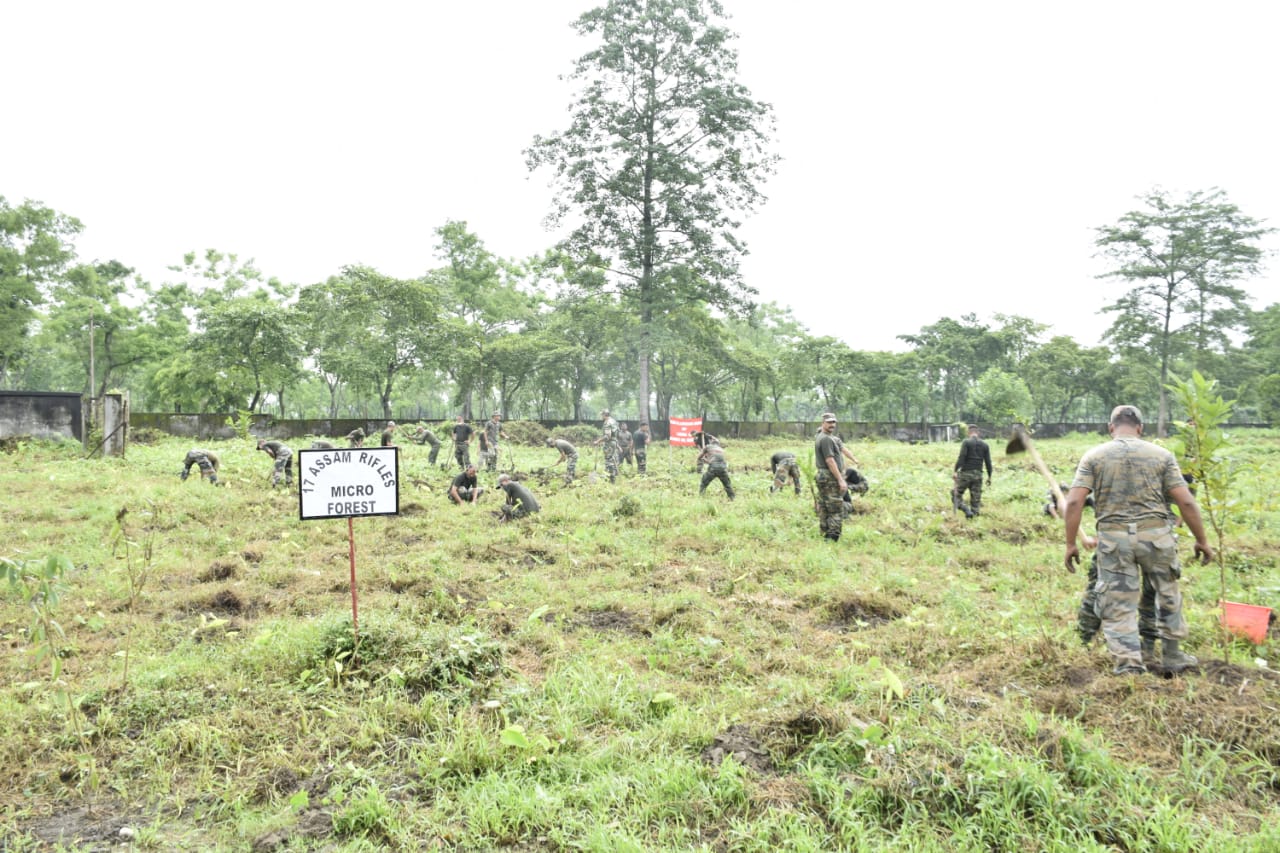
[1162,640,1199,673]
[824,532,840,543]
[1140,638,1158,669]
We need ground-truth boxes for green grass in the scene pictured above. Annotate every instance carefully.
[2,431,1279,850]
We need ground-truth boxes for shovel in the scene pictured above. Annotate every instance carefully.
[1007,423,1090,558]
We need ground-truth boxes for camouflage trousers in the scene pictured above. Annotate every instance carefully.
[771,461,802,495]
[561,451,578,483]
[454,441,471,469]
[484,444,500,472]
[954,470,984,513]
[1076,554,1158,644]
[1094,524,1187,673]
[271,450,293,488]
[603,440,619,482]
[816,471,845,540]
[418,436,440,465]
[634,450,646,474]
[699,465,735,500]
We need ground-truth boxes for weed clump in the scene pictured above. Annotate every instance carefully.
[304,617,504,695]
[613,495,642,518]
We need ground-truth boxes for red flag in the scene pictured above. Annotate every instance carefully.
[668,417,703,447]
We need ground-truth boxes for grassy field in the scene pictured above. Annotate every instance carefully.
[3,429,1279,851]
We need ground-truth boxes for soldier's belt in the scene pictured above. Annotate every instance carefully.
[1096,518,1170,532]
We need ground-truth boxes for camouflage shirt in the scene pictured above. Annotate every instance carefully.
[700,442,728,470]
[1071,436,1185,525]
[602,417,619,441]
[485,419,502,446]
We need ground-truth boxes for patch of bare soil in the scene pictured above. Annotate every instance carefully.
[820,596,905,632]
[17,803,144,850]
[197,559,239,582]
[942,650,1280,777]
[521,548,556,567]
[575,608,648,636]
[992,525,1033,545]
[206,588,246,614]
[701,724,776,774]
[251,809,333,852]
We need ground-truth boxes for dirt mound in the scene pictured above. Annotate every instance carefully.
[701,724,775,773]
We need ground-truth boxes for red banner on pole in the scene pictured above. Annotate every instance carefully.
[668,417,703,446]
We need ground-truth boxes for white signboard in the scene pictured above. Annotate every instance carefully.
[298,447,399,520]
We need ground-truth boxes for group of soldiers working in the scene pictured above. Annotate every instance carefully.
[933,412,1213,678]
[179,405,1219,679]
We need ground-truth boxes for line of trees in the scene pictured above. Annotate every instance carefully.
[2,1,1276,431]
[3,196,1276,429]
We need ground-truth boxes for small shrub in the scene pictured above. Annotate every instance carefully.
[613,496,643,518]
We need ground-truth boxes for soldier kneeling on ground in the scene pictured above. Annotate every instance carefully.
[497,474,540,521]
[448,465,484,505]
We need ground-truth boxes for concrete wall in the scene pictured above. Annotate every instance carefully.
[123,414,1118,444]
[0,391,84,442]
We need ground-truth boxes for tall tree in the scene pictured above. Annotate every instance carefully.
[1096,188,1270,435]
[526,0,776,427]
[0,197,84,387]
[332,266,446,419]
[44,260,152,396]
[431,221,538,418]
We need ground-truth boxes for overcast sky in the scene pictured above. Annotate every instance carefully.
[4,1,1278,352]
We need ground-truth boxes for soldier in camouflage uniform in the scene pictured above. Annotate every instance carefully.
[692,430,718,474]
[1075,477,1194,666]
[180,448,220,484]
[617,422,634,466]
[452,415,474,470]
[953,425,992,518]
[546,437,578,484]
[593,409,620,483]
[256,438,294,489]
[814,413,851,542]
[697,440,735,500]
[483,413,506,472]
[1065,405,1212,675]
[412,425,442,465]
[345,427,366,448]
[770,450,802,495]
[633,423,650,474]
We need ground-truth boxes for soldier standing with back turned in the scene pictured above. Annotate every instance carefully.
[1064,405,1212,675]
[633,423,650,474]
[953,425,992,518]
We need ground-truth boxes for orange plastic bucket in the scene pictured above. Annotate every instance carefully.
[1220,600,1273,644]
